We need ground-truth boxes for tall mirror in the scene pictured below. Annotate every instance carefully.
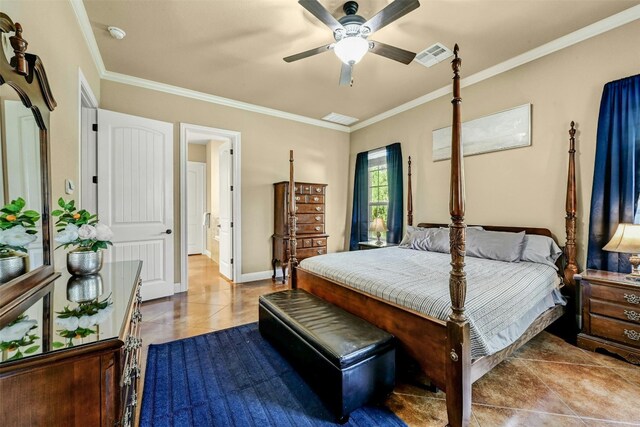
[0,12,57,319]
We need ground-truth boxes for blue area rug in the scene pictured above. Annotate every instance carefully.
[140,323,406,427]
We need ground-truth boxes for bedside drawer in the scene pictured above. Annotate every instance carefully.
[297,247,326,260]
[590,283,640,306]
[296,204,324,214]
[591,314,640,347]
[297,213,324,224]
[295,224,324,234]
[591,299,640,324]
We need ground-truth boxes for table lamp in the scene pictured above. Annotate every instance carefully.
[603,223,640,281]
[370,217,388,246]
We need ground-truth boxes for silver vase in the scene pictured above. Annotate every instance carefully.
[0,252,28,284]
[67,249,103,276]
[67,274,104,303]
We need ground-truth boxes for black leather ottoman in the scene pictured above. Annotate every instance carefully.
[258,289,395,423]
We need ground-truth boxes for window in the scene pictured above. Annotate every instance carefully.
[368,149,388,241]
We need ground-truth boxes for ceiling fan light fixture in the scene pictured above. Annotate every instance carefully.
[334,36,368,65]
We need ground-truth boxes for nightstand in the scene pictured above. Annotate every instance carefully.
[358,241,398,250]
[576,269,640,364]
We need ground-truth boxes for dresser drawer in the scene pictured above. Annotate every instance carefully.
[308,195,324,204]
[313,238,326,247]
[297,246,326,260]
[296,204,324,214]
[295,223,324,234]
[309,185,325,195]
[297,213,324,224]
[591,298,640,324]
[590,283,640,307]
[591,314,640,347]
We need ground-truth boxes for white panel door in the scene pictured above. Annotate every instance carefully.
[97,109,174,301]
[187,161,205,255]
[218,141,233,280]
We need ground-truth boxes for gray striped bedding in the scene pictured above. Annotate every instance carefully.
[299,247,564,359]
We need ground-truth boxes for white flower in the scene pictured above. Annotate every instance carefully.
[77,224,97,240]
[55,316,79,331]
[78,315,94,329]
[0,225,37,248]
[94,223,113,242]
[0,316,37,342]
[55,224,79,245]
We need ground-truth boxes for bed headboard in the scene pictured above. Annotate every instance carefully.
[415,223,553,238]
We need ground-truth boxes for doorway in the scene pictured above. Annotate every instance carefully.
[179,123,241,292]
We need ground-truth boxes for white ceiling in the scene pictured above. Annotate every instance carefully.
[82,0,640,126]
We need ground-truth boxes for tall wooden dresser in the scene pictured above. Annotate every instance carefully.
[273,181,328,283]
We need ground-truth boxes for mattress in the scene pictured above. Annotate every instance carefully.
[299,247,564,359]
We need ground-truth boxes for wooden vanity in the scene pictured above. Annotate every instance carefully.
[0,261,143,426]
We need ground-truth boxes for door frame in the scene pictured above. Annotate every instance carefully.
[78,68,98,209]
[186,160,207,256]
[179,123,242,292]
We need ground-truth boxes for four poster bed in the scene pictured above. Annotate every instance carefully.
[285,45,579,427]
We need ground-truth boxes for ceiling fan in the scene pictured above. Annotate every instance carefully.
[284,0,420,86]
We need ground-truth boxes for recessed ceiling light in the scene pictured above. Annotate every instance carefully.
[107,26,126,40]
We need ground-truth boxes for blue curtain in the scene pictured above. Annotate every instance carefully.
[349,152,369,250]
[386,143,404,244]
[587,74,640,272]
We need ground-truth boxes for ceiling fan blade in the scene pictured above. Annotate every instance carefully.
[283,43,334,63]
[369,40,416,64]
[363,0,420,34]
[298,0,344,32]
[339,63,352,86]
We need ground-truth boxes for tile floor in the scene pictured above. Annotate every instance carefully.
[139,255,640,426]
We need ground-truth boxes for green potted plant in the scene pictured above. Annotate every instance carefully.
[52,198,113,275]
[0,197,40,284]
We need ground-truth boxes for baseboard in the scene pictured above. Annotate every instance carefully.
[203,250,211,258]
[239,269,283,284]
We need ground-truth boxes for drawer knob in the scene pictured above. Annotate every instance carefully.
[315,188,322,192]
[623,329,640,341]
[624,293,640,305]
[624,309,640,322]
[315,207,322,211]
[313,197,319,202]
[315,216,321,221]
[314,226,321,231]
[317,250,323,255]
[295,196,300,201]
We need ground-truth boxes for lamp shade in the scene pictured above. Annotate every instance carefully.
[369,217,388,233]
[334,36,369,65]
[603,223,640,253]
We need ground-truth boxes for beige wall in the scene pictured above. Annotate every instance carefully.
[100,80,350,280]
[349,21,640,268]
[187,143,207,163]
[1,1,101,267]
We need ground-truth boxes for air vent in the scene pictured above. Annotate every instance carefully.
[322,112,359,126]
[414,43,453,68]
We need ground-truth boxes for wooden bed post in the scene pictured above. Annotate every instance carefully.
[563,122,578,291]
[407,156,413,227]
[288,150,298,289]
[445,44,472,427]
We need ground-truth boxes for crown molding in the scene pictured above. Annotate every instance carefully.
[352,4,640,131]
[101,71,351,132]
[69,0,106,75]
[70,0,639,134]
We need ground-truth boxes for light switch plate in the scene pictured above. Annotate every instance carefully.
[65,179,75,195]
